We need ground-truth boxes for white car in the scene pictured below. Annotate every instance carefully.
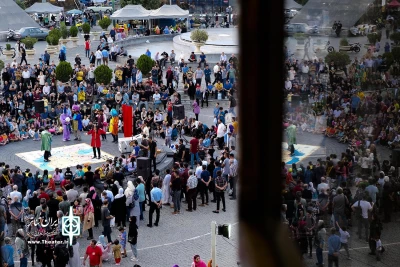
[86,5,113,13]
[284,9,298,18]
[285,23,316,34]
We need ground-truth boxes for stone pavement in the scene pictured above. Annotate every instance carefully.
[293,132,400,267]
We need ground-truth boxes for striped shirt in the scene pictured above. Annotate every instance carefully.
[229,161,238,177]
[215,176,226,193]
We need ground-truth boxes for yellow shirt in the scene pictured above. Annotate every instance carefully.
[115,69,123,81]
[232,121,238,134]
[43,98,48,107]
[112,244,121,259]
[395,103,399,112]
[76,71,84,81]
[215,83,223,91]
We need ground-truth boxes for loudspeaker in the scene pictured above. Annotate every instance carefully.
[173,104,185,120]
[34,100,45,113]
[137,157,151,179]
[392,149,400,167]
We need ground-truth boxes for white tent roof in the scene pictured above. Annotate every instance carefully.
[25,2,64,14]
[285,0,302,9]
[110,5,151,20]
[149,5,189,19]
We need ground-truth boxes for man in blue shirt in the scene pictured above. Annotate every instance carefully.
[199,165,211,205]
[350,93,360,114]
[101,48,109,65]
[199,52,207,68]
[145,49,151,58]
[147,182,162,227]
[327,228,341,267]
[182,63,189,84]
[1,237,14,267]
[223,80,233,99]
[204,65,212,85]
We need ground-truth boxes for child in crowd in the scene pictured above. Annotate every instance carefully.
[112,239,122,265]
[74,165,85,187]
[375,237,385,261]
[20,128,29,139]
[336,221,350,259]
[0,133,8,145]
[118,226,127,258]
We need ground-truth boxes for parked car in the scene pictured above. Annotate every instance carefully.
[284,9,298,18]
[12,27,49,40]
[284,23,318,34]
[86,5,113,13]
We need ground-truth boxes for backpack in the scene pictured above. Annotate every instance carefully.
[57,245,70,264]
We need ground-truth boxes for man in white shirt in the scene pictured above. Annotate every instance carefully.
[217,119,226,150]
[351,196,372,241]
[317,177,329,194]
[220,52,227,66]
[285,78,292,91]
[95,49,103,66]
[333,107,342,118]
[213,62,220,84]
[9,185,22,203]
[42,82,51,96]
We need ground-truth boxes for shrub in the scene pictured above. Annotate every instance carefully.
[5,44,11,50]
[60,22,68,39]
[21,37,37,49]
[46,29,61,45]
[325,51,351,69]
[94,65,113,85]
[382,52,394,67]
[69,26,78,37]
[99,17,112,30]
[82,23,91,34]
[390,32,400,45]
[392,47,400,62]
[367,33,380,44]
[55,61,73,82]
[339,38,349,46]
[190,29,209,43]
[137,54,155,77]
[0,60,4,70]
[293,33,306,40]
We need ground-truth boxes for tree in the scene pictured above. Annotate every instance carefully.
[120,0,143,8]
[21,37,37,49]
[143,0,162,10]
[137,54,155,77]
[60,22,68,39]
[69,26,78,37]
[94,65,113,85]
[99,17,112,30]
[56,62,73,82]
[82,23,91,34]
[16,0,26,9]
[324,51,351,69]
[191,29,209,42]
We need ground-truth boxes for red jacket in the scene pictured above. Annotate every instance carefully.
[88,128,106,148]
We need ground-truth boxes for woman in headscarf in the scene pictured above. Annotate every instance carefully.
[83,198,95,240]
[22,189,32,208]
[125,181,135,222]
[112,188,127,227]
[129,185,141,227]
[97,235,112,262]
[87,186,101,227]
[191,255,207,267]
[66,237,79,267]
[29,191,40,213]
[112,180,121,196]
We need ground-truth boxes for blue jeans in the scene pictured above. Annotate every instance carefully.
[334,212,347,229]
[316,247,323,265]
[20,257,27,267]
[130,243,138,258]
[126,78,131,88]
[138,101,148,110]
[191,152,201,169]
[172,191,181,212]
[139,201,144,220]
[152,77,158,84]
[229,107,236,117]
[229,77,235,84]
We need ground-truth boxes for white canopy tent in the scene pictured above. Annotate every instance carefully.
[149,4,189,19]
[110,5,151,20]
[285,0,302,9]
[25,2,64,14]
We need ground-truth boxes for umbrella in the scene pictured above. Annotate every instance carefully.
[67,9,83,15]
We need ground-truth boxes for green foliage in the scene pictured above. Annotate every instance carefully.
[120,0,144,8]
[55,61,73,83]
[190,29,209,43]
[142,0,162,9]
[60,22,68,39]
[94,65,113,85]
[99,17,112,30]
[390,32,400,45]
[82,23,91,34]
[382,52,394,66]
[0,60,4,71]
[21,37,37,49]
[16,0,26,10]
[5,44,11,50]
[69,26,78,37]
[367,33,381,44]
[176,0,189,10]
[392,47,400,63]
[137,54,155,76]
[293,33,306,40]
[46,29,61,45]
[324,51,351,68]
[339,38,349,46]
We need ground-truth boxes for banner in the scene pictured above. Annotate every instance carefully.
[122,104,133,137]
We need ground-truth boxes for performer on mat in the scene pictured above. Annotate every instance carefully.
[286,122,297,156]
[60,107,71,141]
[40,126,52,162]
[109,108,119,143]
[87,124,106,159]
[72,104,83,141]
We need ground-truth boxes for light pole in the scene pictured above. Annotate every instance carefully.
[211,221,217,267]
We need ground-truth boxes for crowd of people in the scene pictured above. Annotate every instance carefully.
[282,37,400,266]
[0,24,240,266]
